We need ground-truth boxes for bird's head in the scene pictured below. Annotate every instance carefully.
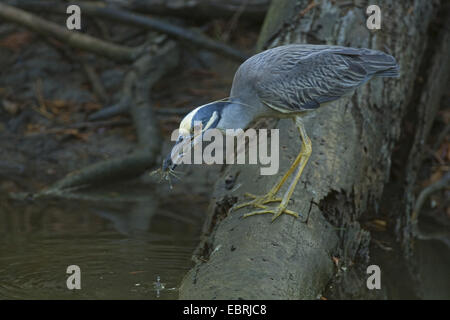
[162,100,228,172]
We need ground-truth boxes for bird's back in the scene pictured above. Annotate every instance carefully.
[231,44,399,114]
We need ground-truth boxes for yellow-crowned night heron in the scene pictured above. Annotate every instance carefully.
[159,44,399,221]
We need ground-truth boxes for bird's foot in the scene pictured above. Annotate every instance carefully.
[233,193,300,221]
[242,203,300,221]
[233,192,282,211]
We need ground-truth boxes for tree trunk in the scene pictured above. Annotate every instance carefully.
[179,0,449,299]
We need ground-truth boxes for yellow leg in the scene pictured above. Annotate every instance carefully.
[232,147,304,210]
[236,117,312,221]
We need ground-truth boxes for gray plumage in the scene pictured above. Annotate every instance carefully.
[162,44,399,173]
[231,44,399,114]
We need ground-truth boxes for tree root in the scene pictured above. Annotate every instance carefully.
[7,0,249,62]
[11,39,180,200]
[0,3,141,62]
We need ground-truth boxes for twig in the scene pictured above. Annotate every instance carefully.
[222,0,250,42]
[24,119,132,137]
[88,97,130,121]
[433,123,450,151]
[0,2,140,62]
[299,1,317,18]
[411,172,450,224]
[79,58,109,104]
[88,101,193,121]
[33,79,54,120]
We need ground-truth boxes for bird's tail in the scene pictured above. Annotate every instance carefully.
[375,64,400,78]
[361,50,400,78]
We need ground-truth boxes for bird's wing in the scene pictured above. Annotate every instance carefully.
[255,47,397,113]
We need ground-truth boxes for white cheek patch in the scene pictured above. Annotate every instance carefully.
[179,106,201,133]
[179,104,221,137]
[203,111,219,131]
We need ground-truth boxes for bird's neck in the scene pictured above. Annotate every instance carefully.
[220,99,258,130]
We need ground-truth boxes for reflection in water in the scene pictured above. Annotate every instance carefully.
[0,188,206,299]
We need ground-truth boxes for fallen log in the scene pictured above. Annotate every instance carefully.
[179,0,449,299]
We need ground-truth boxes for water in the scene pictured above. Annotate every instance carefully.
[0,187,206,299]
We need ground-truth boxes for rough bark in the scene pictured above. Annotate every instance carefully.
[375,5,450,298]
[179,0,448,299]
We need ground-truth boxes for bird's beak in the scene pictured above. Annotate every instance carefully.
[163,135,188,171]
[162,131,203,171]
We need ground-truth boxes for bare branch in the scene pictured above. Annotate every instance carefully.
[8,0,250,62]
[80,58,110,104]
[24,119,132,138]
[88,98,130,121]
[88,100,193,121]
[0,2,140,62]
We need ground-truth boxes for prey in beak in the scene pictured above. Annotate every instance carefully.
[150,100,224,188]
[150,132,191,188]
[151,126,205,188]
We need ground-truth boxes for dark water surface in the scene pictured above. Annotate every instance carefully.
[0,188,205,299]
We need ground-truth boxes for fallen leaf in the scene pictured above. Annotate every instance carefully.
[373,219,387,227]
[25,123,45,134]
[332,256,340,267]
[83,101,102,112]
[0,31,33,51]
[129,271,146,275]
[365,219,387,232]
[49,99,72,109]
[2,99,19,115]
[429,170,443,185]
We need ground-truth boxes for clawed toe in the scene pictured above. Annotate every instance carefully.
[233,193,282,212]
[242,204,300,221]
[233,192,299,221]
